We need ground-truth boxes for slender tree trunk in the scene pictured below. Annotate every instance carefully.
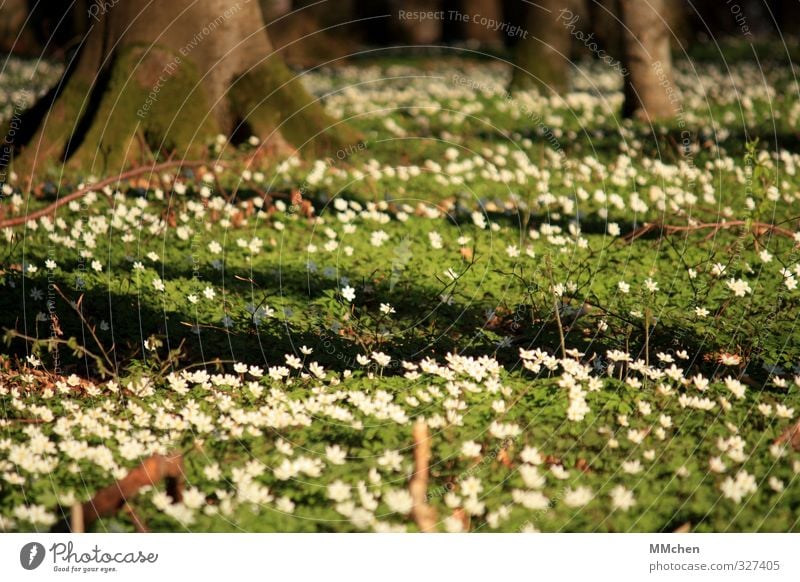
[509,0,572,94]
[5,0,356,179]
[619,0,677,120]
[393,0,443,44]
[460,0,504,46]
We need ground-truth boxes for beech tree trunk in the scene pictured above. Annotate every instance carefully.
[509,0,572,93]
[619,0,677,120]
[5,0,356,178]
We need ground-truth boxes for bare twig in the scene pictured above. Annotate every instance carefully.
[51,285,117,377]
[409,420,437,532]
[623,220,795,243]
[0,160,219,229]
[70,503,84,533]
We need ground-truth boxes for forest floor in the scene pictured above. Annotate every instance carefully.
[1,50,799,532]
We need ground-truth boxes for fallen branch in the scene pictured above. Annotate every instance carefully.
[70,503,84,533]
[409,420,437,532]
[78,453,184,532]
[623,220,795,243]
[0,160,219,229]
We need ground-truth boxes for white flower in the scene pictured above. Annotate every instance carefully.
[519,465,545,488]
[13,504,56,526]
[379,303,395,315]
[276,497,295,514]
[709,456,727,473]
[203,463,222,480]
[377,450,403,472]
[520,446,543,465]
[444,515,464,532]
[724,376,746,399]
[720,470,757,503]
[384,489,413,514]
[563,486,594,507]
[203,287,215,299]
[341,285,356,302]
[326,445,347,465]
[622,460,642,474]
[308,362,326,379]
[152,277,165,292]
[643,278,658,293]
[617,281,630,294]
[726,278,752,297]
[609,485,635,511]
[327,480,351,502]
[371,351,391,367]
[182,488,206,509]
[461,441,481,457]
[460,476,483,497]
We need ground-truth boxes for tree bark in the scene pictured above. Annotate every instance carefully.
[5,0,356,179]
[509,0,572,94]
[619,0,678,121]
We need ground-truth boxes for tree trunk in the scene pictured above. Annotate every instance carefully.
[460,0,504,46]
[392,0,444,44]
[509,0,572,94]
[0,0,40,55]
[6,0,356,179]
[265,0,363,67]
[619,0,677,121]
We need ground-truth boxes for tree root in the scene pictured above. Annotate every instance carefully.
[229,55,361,158]
[11,45,218,180]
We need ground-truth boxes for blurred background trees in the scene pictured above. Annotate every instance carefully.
[0,0,793,175]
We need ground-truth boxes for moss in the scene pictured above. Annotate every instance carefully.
[509,53,568,94]
[10,74,93,180]
[67,45,219,174]
[229,54,361,158]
